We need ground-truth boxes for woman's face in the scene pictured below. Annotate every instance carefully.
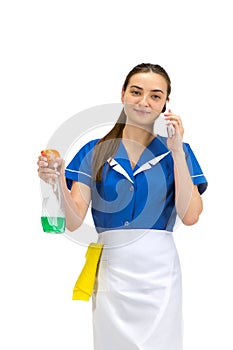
[121,72,169,128]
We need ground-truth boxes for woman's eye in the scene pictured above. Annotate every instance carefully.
[131,90,140,96]
[152,95,161,100]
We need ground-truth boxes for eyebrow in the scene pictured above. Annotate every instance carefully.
[130,85,164,94]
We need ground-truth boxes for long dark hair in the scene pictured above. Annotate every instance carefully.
[92,63,171,181]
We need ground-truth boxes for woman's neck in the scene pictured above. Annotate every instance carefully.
[122,124,156,147]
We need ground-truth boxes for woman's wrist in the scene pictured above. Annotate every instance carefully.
[171,148,185,161]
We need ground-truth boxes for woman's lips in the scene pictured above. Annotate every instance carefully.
[133,108,151,115]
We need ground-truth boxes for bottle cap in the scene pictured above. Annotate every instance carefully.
[41,149,60,161]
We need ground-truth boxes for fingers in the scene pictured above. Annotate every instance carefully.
[164,110,184,136]
[164,109,182,125]
[37,156,48,168]
[37,166,60,182]
[37,155,62,182]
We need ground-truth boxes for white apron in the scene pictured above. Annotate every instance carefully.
[92,229,183,350]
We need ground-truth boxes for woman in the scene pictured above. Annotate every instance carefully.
[38,63,207,350]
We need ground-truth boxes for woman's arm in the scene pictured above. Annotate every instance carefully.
[38,156,91,231]
[172,149,203,225]
[165,110,203,225]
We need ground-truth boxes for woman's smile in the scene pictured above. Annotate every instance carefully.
[133,107,152,115]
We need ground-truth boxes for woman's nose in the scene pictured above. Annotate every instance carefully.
[138,94,149,107]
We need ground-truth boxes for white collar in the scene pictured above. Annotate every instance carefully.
[107,151,170,183]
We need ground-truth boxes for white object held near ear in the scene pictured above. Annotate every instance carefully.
[167,124,175,138]
[154,112,175,138]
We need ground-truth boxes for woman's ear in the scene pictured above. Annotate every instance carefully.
[162,97,170,113]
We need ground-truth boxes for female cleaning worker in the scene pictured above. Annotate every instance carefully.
[37,63,207,350]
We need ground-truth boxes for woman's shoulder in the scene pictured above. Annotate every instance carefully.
[84,138,100,147]
[68,138,100,162]
[78,138,100,152]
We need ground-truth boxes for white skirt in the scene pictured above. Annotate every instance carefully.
[92,229,183,350]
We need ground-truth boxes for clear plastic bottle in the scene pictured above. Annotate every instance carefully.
[40,149,66,233]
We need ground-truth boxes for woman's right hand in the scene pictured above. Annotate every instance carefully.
[37,154,63,183]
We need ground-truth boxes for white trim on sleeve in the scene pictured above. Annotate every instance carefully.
[191,174,204,178]
[65,168,92,178]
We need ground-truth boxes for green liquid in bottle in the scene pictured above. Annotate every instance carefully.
[41,216,66,233]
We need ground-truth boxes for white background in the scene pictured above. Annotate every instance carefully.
[1,0,232,349]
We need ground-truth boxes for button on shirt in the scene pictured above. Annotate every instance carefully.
[65,136,208,233]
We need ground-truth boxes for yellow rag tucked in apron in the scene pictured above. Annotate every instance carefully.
[72,243,104,301]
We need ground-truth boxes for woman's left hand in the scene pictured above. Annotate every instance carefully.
[164,109,184,152]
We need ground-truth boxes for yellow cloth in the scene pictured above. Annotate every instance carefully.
[72,242,104,301]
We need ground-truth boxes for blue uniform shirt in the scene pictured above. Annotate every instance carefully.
[65,136,207,233]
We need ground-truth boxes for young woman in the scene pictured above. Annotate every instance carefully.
[38,63,207,350]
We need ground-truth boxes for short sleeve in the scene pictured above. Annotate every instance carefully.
[65,139,99,190]
[183,142,208,194]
